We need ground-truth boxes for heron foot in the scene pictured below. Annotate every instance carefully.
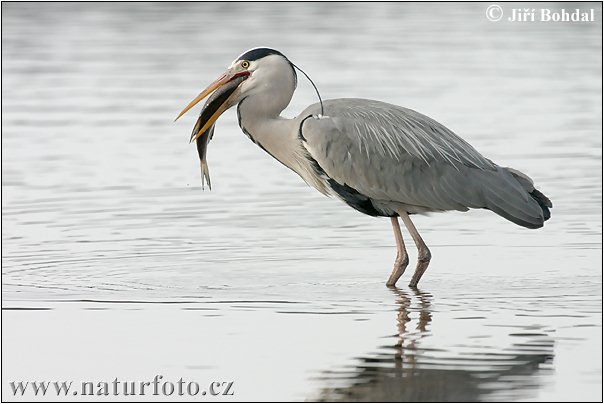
[408,249,431,287]
[386,254,409,287]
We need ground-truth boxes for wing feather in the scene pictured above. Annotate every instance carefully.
[299,98,545,225]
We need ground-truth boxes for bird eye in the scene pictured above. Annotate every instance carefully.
[240,60,250,69]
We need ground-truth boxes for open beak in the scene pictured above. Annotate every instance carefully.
[175,70,249,141]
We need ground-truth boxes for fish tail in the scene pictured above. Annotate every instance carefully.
[200,160,211,190]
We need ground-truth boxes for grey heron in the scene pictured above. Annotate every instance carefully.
[176,47,552,287]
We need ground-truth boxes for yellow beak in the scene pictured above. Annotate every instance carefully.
[175,71,249,141]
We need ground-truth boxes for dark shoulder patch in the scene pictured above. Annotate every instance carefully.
[328,179,385,217]
[297,120,383,217]
[237,48,286,62]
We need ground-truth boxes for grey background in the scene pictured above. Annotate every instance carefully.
[2,2,602,401]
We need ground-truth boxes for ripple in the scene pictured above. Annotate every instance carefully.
[1,2,602,402]
[312,288,558,402]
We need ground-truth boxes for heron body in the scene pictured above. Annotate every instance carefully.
[177,47,552,287]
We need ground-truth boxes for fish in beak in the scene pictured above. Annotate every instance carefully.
[193,122,215,190]
[175,70,249,138]
[176,72,248,189]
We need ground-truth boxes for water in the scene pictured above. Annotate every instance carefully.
[2,2,602,401]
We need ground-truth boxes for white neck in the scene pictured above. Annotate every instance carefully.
[236,95,329,195]
[233,55,330,194]
[237,96,297,162]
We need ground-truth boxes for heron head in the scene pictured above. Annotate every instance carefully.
[175,47,297,141]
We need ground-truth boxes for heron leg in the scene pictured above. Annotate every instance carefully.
[386,216,409,287]
[398,211,431,287]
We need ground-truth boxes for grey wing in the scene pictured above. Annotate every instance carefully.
[299,99,546,227]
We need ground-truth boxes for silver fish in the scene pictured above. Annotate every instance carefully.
[194,122,215,190]
[189,76,246,190]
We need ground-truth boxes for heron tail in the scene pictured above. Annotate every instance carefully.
[529,188,552,221]
[482,167,552,229]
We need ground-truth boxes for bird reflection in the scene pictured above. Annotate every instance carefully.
[316,287,554,402]
[391,287,432,372]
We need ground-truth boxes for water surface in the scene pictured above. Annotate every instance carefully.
[2,2,602,401]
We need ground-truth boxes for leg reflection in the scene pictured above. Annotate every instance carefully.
[391,287,433,373]
[315,287,553,402]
